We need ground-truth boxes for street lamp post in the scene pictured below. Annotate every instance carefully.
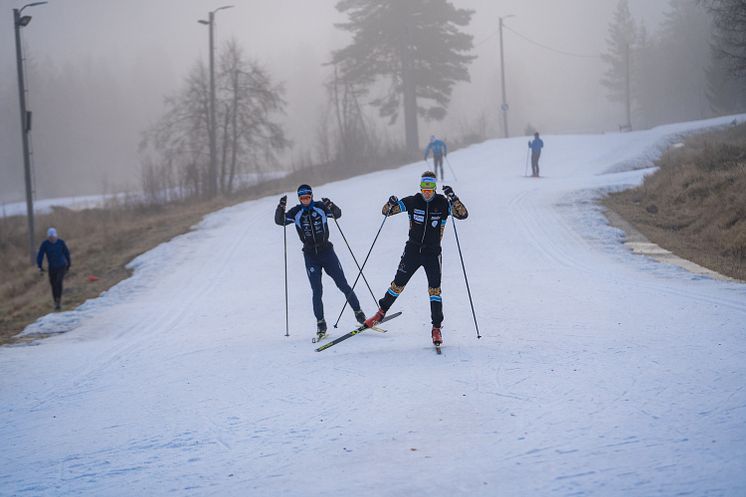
[498,15,514,139]
[13,1,47,264]
[198,5,233,198]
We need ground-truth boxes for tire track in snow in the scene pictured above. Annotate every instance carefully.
[25,208,256,413]
[507,185,746,315]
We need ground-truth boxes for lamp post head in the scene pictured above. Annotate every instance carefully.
[198,19,210,25]
[19,1,48,14]
[213,5,235,14]
[17,15,32,27]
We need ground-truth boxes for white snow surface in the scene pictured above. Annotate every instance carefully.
[2,116,746,497]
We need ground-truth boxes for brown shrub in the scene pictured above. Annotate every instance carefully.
[604,122,746,281]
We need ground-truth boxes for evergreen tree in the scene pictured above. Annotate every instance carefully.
[655,0,712,123]
[706,53,746,115]
[601,0,637,129]
[331,0,475,155]
[701,0,746,77]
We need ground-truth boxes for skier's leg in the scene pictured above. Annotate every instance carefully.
[423,254,444,327]
[378,248,421,311]
[303,252,324,320]
[321,248,362,313]
[49,268,63,304]
[435,155,444,180]
[58,267,66,303]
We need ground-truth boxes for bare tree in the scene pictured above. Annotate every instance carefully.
[140,38,288,199]
[218,40,289,194]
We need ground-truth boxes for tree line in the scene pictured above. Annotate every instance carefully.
[601,0,746,130]
[4,0,745,203]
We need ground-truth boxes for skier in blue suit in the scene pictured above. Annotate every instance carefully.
[424,135,448,180]
[528,132,544,177]
[275,184,366,338]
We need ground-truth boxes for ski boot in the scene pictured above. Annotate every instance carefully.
[316,319,328,340]
[354,309,367,325]
[364,308,386,329]
[431,326,442,346]
[54,299,61,311]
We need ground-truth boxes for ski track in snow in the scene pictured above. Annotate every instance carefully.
[2,115,746,497]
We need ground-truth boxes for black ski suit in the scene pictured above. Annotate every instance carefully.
[377,192,468,327]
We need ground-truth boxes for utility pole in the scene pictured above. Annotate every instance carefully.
[13,2,48,264]
[199,5,233,198]
[499,15,514,139]
[624,42,631,130]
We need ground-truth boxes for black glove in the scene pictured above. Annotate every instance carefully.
[278,195,287,209]
[443,185,457,201]
[321,197,334,210]
[387,195,399,207]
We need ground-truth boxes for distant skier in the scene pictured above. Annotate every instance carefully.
[528,132,544,177]
[36,227,71,311]
[364,171,468,347]
[424,135,448,180]
[275,184,366,339]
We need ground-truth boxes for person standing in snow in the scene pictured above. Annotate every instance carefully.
[424,135,448,180]
[36,227,71,311]
[275,184,367,339]
[529,132,544,177]
[364,171,468,347]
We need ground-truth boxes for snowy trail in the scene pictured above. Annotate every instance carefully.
[2,116,746,496]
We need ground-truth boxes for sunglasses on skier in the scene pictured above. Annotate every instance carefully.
[299,194,312,202]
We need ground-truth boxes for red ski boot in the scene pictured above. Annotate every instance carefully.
[431,326,443,346]
[364,308,386,328]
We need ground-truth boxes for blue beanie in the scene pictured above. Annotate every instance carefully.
[297,184,313,197]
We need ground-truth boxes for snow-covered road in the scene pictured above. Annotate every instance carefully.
[2,116,745,496]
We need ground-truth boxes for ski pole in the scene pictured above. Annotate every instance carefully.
[450,209,481,339]
[333,205,393,328]
[445,156,458,182]
[524,146,530,177]
[331,217,377,305]
[283,218,289,337]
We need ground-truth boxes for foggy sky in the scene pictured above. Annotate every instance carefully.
[1,0,671,202]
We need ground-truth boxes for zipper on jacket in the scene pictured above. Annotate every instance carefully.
[419,198,430,253]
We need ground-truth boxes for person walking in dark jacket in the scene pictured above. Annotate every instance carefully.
[424,135,448,180]
[364,171,468,346]
[529,132,544,177]
[275,184,366,339]
[36,227,71,311]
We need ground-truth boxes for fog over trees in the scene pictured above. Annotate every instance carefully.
[1,0,744,202]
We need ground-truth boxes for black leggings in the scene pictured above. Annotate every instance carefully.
[48,267,67,303]
[379,246,444,327]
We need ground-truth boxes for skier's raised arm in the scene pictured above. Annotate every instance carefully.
[381,195,404,215]
[321,197,342,219]
[443,186,468,220]
[274,195,292,226]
